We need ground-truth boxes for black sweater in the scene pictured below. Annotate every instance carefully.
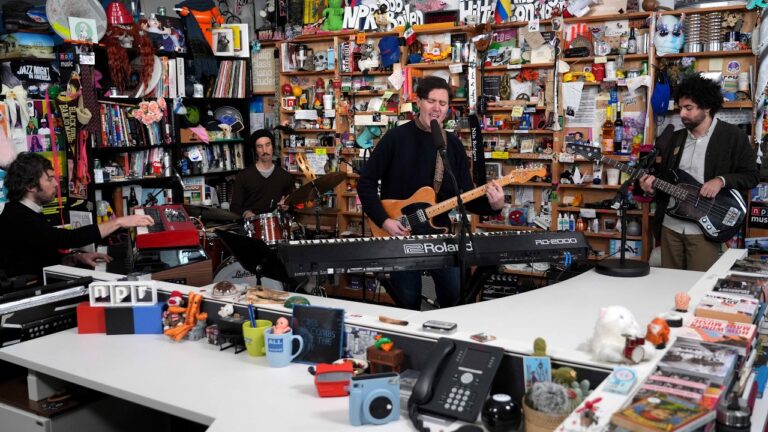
[358,121,495,229]
[0,201,101,279]
[230,164,295,216]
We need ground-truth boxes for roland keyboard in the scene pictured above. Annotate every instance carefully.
[277,231,588,276]
[134,205,199,250]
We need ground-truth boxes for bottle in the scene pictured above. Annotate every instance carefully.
[568,214,575,232]
[627,28,637,55]
[128,187,139,214]
[557,213,564,231]
[602,105,615,155]
[614,103,624,152]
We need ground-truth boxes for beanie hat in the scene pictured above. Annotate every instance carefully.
[251,129,275,146]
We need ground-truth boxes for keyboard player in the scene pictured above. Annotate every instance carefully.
[0,153,154,283]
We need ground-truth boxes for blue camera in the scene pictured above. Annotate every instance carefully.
[349,372,400,426]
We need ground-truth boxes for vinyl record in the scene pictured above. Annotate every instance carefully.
[130,55,162,97]
[213,106,243,126]
[46,0,107,41]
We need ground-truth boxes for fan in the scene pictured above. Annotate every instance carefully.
[46,0,107,41]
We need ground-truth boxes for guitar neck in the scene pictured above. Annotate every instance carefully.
[597,155,687,200]
[424,172,532,219]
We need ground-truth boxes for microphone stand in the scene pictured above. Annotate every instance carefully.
[437,145,473,306]
[594,177,650,277]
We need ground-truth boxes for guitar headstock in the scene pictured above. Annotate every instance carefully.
[506,165,547,184]
[567,143,602,161]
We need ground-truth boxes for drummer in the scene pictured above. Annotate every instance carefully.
[230,129,295,219]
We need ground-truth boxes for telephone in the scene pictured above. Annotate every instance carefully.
[409,338,504,423]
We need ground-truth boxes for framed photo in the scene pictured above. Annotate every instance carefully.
[603,218,617,232]
[68,17,97,43]
[222,23,250,58]
[485,162,502,180]
[523,356,551,392]
[144,15,187,53]
[212,28,235,56]
[520,137,536,153]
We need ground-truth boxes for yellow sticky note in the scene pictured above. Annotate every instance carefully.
[491,151,509,159]
[315,148,328,154]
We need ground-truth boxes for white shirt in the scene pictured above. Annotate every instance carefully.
[663,118,717,235]
[20,198,42,214]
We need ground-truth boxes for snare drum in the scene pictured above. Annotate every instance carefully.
[244,212,284,244]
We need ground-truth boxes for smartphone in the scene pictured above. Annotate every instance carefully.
[422,320,457,333]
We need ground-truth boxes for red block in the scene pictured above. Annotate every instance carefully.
[77,302,106,334]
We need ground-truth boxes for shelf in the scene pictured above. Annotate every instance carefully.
[572,154,632,162]
[414,24,470,35]
[558,206,644,215]
[658,4,746,14]
[408,62,467,69]
[564,53,649,63]
[462,129,554,134]
[346,111,398,116]
[292,128,337,133]
[181,169,240,177]
[290,31,357,42]
[485,104,543,111]
[93,144,173,152]
[563,11,650,24]
[451,98,467,104]
[484,63,555,71]
[93,176,173,187]
[477,223,543,232]
[253,90,276,96]
[341,90,388,96]
[180,138,244,146]
[339,70,393,76]
[340,211,363,217]
[558,184,622,190]
[584,232,642,241]
[504,182,552,187]
[282,69,336,76]
[504,153,555,160]
[284,146,338,153]
[659,50,754,59]
[669,101,753,111]
[494,19,553,29]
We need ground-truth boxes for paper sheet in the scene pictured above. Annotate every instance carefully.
[566,86,598,127]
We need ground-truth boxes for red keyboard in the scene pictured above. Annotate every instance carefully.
[134,205,199,250]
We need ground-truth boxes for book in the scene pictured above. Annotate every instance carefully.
[611,393,716,432]
[658,340,739,385]
[694,291,760,324]
[634,371,710,404]
[713,277,764,300]
[676,317,756,356]
[725,274,768,302]
[290,304,344,364]
[729,258,768,277]
[603,367,638,395]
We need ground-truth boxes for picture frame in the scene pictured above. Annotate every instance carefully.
[520,137,536,153]
[523,356,551,392]
[485,162,502,180]
[222,23,250,58]
[603,218,617,232]
[212,28,235,56]
[68,17,97,43]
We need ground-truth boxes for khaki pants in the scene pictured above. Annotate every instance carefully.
[660,226,721,271]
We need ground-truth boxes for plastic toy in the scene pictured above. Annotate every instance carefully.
[645,317,670,349]
[654,14,685,56]
[164,292,208,341]
[322,0,344,31]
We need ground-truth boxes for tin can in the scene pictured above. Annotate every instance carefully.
[452,41,462,63]
[592,63,605,81]
[157,6,166,15]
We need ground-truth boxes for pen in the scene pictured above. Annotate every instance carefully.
[248,304,256,327]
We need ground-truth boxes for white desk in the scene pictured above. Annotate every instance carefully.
[2,251,762,431]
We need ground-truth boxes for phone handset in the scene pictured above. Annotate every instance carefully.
[409,338,456,406]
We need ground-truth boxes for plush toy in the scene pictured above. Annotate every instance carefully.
[167,290,184,307]
[585,305,654,363]
[645,317,670,349]
[533,337,547,356]
[357,44,380,72]
[218,303,234,318]
[273,316,291,334]
[322,0,343,31]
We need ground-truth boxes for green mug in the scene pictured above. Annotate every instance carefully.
[242,320,272,357]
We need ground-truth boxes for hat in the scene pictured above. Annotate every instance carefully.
[105,2,133,26]
[168,290,184,306]
[251,129,275,145]
[378,36,401,68]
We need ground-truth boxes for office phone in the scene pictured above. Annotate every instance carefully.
[409,337,504,423]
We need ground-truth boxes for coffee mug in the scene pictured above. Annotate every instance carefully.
[606,168,620,186]
[242,320,272,357]
[265,327,304,368]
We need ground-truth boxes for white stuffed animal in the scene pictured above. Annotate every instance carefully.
[585,305,655,363]
[218,303,234,318]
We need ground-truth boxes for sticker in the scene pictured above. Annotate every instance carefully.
[470,332,496,343]
[315,148,327,154]
[528,19,540,32]
[727,61,740,73]
[355,33,366,44]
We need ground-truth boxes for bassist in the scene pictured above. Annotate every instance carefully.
[639,75,758,271]
[358,76,505,310]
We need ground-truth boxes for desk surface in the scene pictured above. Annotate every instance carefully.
[3,251,764,431]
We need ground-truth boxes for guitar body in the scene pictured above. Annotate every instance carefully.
[369,186,449,237]
[666,170,747,242]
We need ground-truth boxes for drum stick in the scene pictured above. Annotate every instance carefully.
[248,304,257,327]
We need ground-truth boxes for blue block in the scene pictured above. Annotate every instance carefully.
[132,303,164,334]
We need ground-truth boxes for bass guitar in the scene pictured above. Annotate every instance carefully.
[369,166,546,237]
[568,144,747,242]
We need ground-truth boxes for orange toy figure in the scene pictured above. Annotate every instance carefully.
[177,4,224,49]
[674,292,691,312]
[645,317,670,349]
[164,292,209,341]
[273,316,291,335]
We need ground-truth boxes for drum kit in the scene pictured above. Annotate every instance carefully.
[190,172,348,288]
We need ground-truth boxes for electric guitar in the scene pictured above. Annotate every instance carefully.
[568,144,747,242]
[369,166,547,237]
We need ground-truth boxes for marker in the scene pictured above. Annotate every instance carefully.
[248,304,256,327]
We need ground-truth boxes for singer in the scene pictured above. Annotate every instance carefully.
[358,76,504,310]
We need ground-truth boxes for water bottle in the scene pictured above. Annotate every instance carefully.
[327,47,335,70]
[162,152,172,176]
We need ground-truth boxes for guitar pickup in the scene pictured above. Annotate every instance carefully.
[723,208,739,226]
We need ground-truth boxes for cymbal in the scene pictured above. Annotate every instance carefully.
[184,204,241,222]
[284,172,347,206]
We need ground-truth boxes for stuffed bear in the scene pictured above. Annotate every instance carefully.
[585,305,655,363]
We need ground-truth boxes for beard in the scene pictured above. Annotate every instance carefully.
[681,112,706,131]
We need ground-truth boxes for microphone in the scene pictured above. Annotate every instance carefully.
[173,168,187,190]
[430,119,446,153]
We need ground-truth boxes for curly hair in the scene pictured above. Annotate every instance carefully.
[4,152,52,202]
[416,75,452,100]
[674,74,723,116]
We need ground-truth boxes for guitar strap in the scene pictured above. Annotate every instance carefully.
[414,116,444,193]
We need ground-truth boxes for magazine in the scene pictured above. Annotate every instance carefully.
[657,340,739,384]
